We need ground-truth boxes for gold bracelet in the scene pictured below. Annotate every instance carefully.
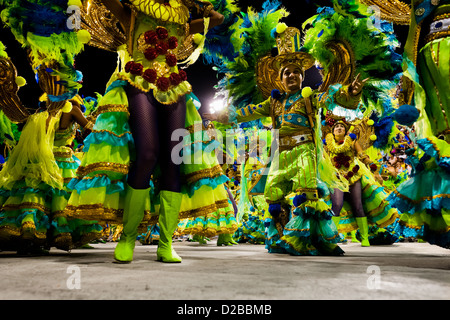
[83,121,94,130]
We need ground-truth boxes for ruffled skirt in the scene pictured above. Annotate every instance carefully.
[0,113,102,251]
[65,80,237,235]
[387,138,450,248]
[263,144,344,255]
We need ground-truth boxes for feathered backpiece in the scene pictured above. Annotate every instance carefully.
[202,0,241,65]
[0,0,88,118]
[211,0,288,128]
[302,0,404,150]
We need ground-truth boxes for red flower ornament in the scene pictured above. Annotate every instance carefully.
[157,76,170,91]
[143,69,157,83]
[144,30,158,44]
[156,41,169,55]
[166,53,177,67]
[156,27,169,40]
[169,72,181,86]
[178,69,187,81]
[144,47,158,61]
[168,36,178,49]
[125,61,143,75]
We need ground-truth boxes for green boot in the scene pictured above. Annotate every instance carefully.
[350,230,360,243]
[114,185,150,263]
[356,217,370,247]
[193,234,207,244]
[226,233,238,245]
[157,190,182,263]
[217,233,232,246]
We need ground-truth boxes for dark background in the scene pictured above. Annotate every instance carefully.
[0,0,408,114]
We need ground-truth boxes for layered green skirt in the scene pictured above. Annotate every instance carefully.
[263,143,344,255]
[388,137,450,248]
[333,161,400,235]
[65,80,237,235]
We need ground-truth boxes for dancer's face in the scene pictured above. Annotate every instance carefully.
[333,123,346,136]
[281,65,303,94]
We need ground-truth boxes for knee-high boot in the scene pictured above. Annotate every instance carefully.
[157,190,182,263]
[356,217,370,247]
[114,185,150,263]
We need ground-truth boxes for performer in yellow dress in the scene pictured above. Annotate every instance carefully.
[324,118,399,247]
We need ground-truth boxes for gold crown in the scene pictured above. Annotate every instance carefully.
[256,27,315,98]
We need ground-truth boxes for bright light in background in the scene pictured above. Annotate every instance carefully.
[209,98,226,114]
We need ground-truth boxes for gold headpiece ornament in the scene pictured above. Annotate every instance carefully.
[256,26,315,98]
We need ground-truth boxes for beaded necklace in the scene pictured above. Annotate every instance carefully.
[325,133,353,155]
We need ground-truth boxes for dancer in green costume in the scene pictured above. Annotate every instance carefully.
[205,26,367,255]
[65,0,238,263]
[385,0,450,248]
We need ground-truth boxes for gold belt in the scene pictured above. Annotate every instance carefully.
[279,133,313,151]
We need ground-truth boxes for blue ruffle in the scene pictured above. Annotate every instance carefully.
[292,205,334,221]
[387,191,450,214]
[56,156,81,170]
[418,138,450,172]
[264,222,287,253]
[392,220,424,239]
[0,209,50,230]
[67,175,126,195]
[185,174,229,197]
[83,131,134,152]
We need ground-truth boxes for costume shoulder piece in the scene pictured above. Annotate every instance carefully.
[80,0,127,52]
[358,0,411,25]
[0,43,29,122]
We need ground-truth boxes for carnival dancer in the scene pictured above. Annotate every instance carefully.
[66,0,237,263]
[0,95,101,253]
[385,0,450,249]
[324,118,399,247]
[0,0,103,253]
[205,25,367,255]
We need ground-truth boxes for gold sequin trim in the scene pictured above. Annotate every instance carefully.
[184,165,224,184]
[96,104,129,115]
[1,202,51,215]
[76,162,130,177]
[54,151,73,158]
[392,189,450,204]
[179,200,232,220]
[0,224,47,240]
[425,30,450,43]
[64,204,152,225]
[92,129,132,138]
